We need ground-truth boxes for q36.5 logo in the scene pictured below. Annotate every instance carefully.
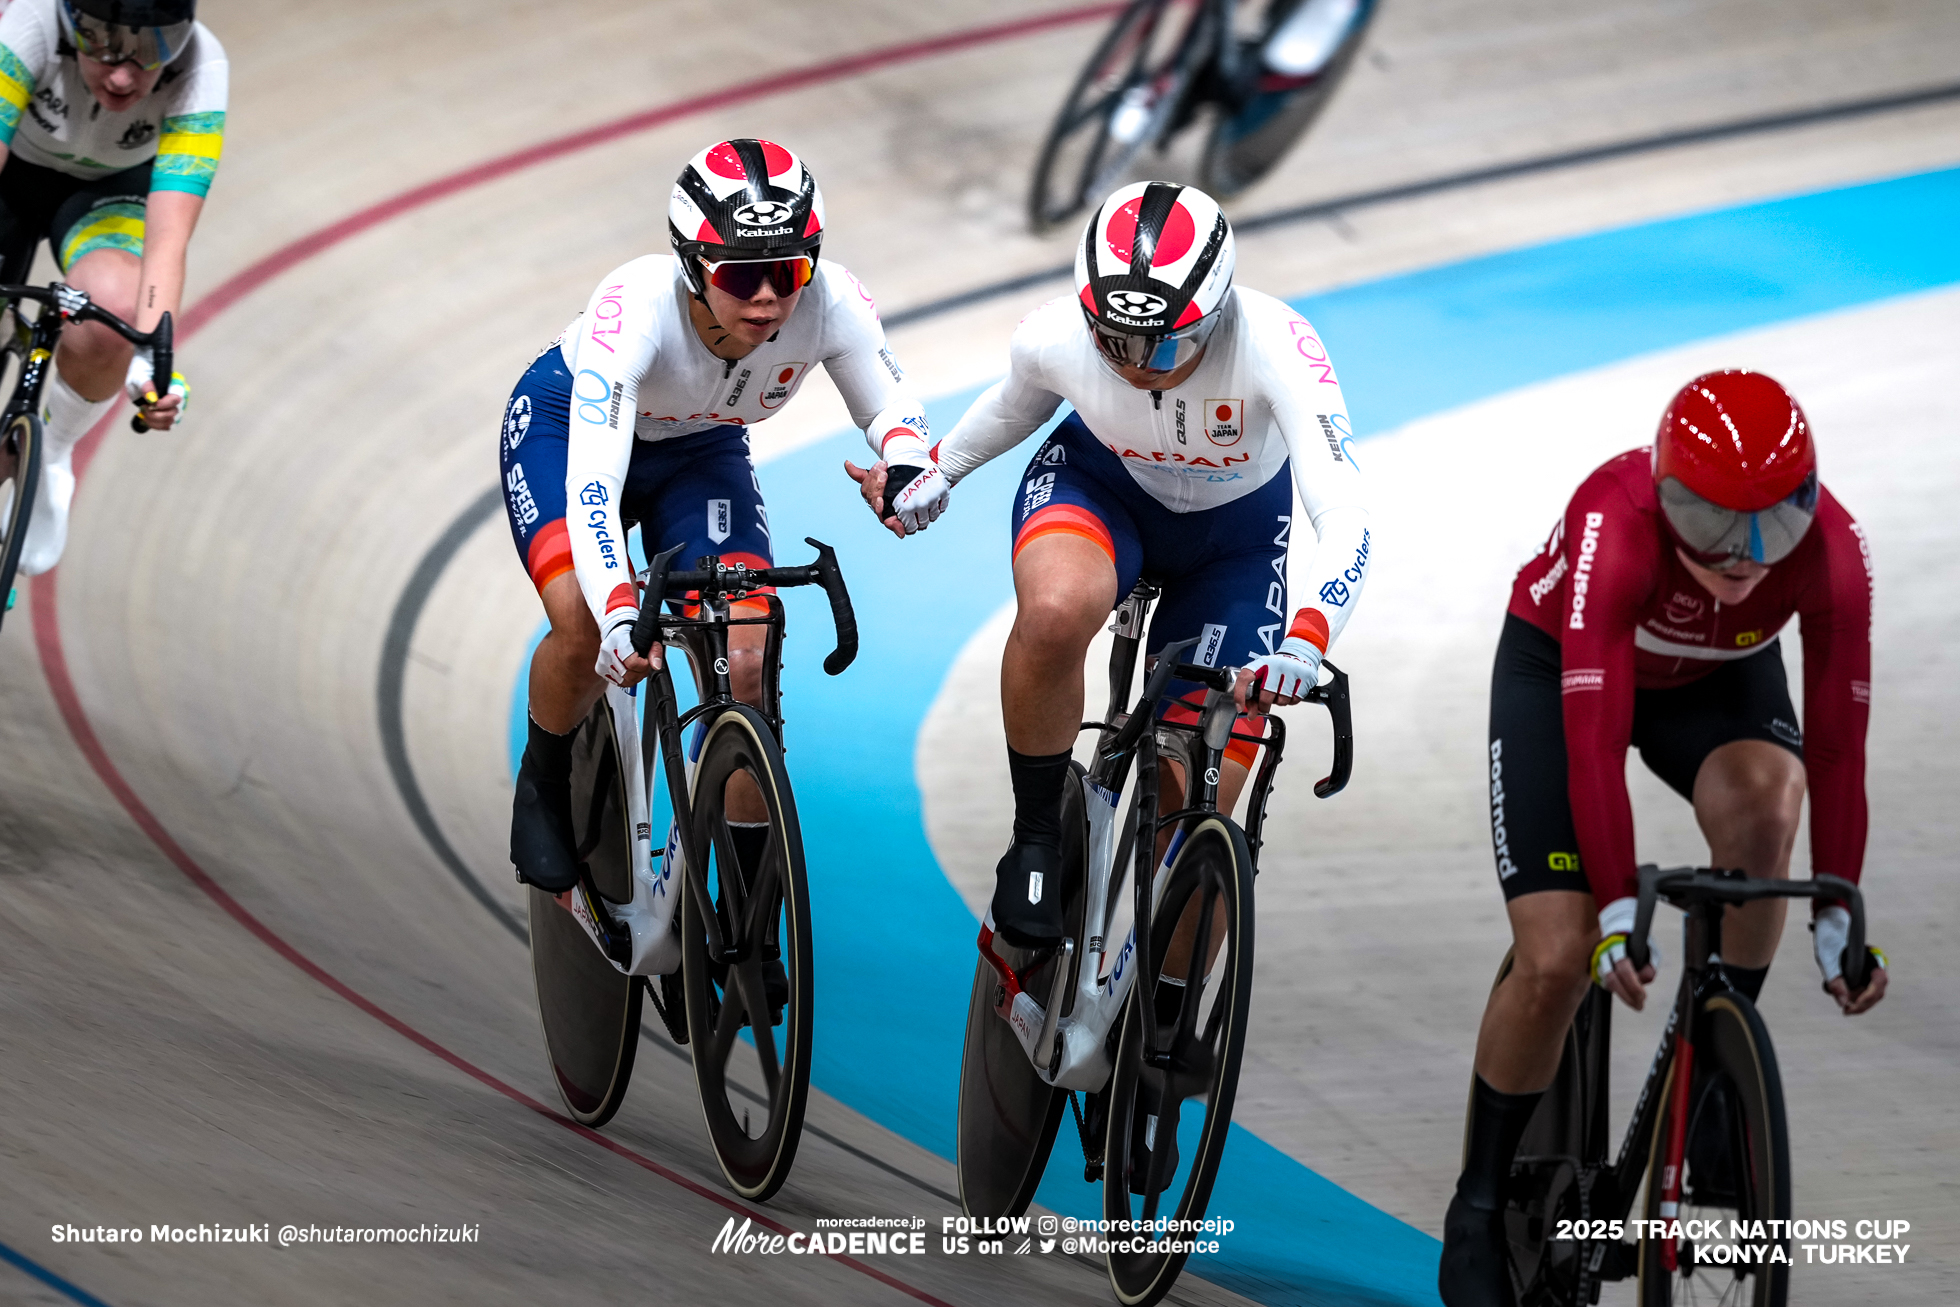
[733,200,794,227]
[1105,290,1168,318]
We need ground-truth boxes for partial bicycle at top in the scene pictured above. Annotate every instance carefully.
[0,281,172,625]
[1030,0,1380,231]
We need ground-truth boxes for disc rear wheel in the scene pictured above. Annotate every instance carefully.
[527,694,642,1128]
[956,767,1089,1215]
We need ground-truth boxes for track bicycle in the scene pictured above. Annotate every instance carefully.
[957,579,1353,1307]
[0,282,172,627]
[1029,0,1379,231]
[1485,865,1877,1306]
[526,537,856,1202]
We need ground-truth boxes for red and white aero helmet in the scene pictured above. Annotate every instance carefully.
[1076,181,1235,375]
[668,139,825,299]
[1653,370,1820,570]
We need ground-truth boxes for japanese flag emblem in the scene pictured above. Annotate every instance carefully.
[1206,398,1243,446]
[758,361,808,409]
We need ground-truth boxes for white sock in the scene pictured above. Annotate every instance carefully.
[15,370,116,575]
[40,367,119,464]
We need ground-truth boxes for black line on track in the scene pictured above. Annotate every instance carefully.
[637,1017,963,1206]
[880,78,1960,330]
[375,485,528,943]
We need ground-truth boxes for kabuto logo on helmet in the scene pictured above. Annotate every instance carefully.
[734,200,795,228]
[1106,290,1169,320]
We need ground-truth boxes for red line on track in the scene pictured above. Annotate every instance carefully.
[26,8,1126,1302]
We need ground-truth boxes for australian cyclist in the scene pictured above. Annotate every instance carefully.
[1439,371,1889,1306]
[503,138,933,896]
[849,180,1373,950]
[0,0,219,572]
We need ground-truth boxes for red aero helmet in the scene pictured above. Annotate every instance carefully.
[668,139,824,300]
[1652,370,1819,569]
[1076,181,1235,376]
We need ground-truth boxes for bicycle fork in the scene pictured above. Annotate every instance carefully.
[1656,1022,1696,1272]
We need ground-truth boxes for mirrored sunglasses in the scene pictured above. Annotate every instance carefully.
[702,256,815,300]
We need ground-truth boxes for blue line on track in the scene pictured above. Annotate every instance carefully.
[0,1238,116,1307]
[512,165,1960,1306]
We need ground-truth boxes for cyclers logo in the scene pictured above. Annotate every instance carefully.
[1317,527,1370,607]
[1490,740,1516,879]
[1568,511,1604,629]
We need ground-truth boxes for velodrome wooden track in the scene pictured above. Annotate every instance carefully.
[2,2,1958,1303]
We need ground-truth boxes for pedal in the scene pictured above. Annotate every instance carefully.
[645,972,688,1044]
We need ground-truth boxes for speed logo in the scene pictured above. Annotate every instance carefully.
[1205,398,1243,446]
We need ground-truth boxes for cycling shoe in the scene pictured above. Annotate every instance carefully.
[1128,1104,1179,1195]
[510,747,580,893]
[1439,1188,1515,1307]
[990,841,1065,949]
[745,958,790,1029]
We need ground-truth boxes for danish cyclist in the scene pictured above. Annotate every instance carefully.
[849,181,1373,949]
[1440,371,1889,1306]
[504,138,933,894]
[0,0,217,572]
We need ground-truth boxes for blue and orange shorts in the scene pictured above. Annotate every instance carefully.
[1009,413,1295,766]
[498,347,773,604]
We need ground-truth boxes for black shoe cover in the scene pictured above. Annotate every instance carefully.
[1128,1104,1180,1195]
[1439,1189,1515,1307]
[510,748,579,893]
[991,841,1064,949]
[746,958,789,1029]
